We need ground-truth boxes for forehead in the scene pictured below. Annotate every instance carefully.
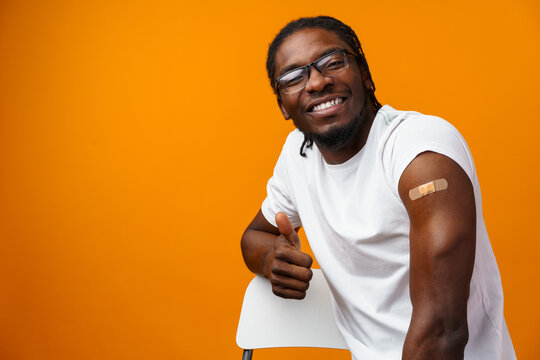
[274,28,350,76]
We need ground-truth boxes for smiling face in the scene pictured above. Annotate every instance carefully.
[274,28,372,154]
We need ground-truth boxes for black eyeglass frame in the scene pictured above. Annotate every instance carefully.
[275,49,357,94]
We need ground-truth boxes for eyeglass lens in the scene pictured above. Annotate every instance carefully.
[278,50,350,94]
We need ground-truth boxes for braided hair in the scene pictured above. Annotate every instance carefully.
[266,16,381,156]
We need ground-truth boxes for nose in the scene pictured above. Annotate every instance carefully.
[304,66,333,93]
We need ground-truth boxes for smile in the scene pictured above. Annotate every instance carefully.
[310,97,345,112]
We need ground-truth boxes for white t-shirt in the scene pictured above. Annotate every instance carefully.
[261,105,516,360]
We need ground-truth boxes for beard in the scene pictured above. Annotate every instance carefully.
[302,116,360,150]
[292,93,371,153]
[295,104,366,152]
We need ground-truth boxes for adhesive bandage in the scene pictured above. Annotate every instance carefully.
[409,179,448,201]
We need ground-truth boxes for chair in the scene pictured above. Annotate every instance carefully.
[236,269,348,359]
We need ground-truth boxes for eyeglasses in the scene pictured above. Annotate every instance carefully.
[276,49,355,94]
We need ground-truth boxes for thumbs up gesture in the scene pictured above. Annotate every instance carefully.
[267,212,313,299]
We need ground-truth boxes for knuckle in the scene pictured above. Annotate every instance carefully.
[299,253,312,267]
[274,247,287,259]
[299,268,312,281]
[270,276,285,288]
[275,235,288,247]
[270,262,283,274]
[306,268,313,281]
[272,286,284,298]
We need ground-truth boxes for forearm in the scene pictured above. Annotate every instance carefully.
[402,307,469,359]
[402,230,472,360]
[241,227,277,278]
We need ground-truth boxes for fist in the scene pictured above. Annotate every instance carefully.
[267,212,313,299]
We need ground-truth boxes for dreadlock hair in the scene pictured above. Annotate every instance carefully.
[266,16,382,157]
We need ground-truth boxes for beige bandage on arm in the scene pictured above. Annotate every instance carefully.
[409,178,448,201]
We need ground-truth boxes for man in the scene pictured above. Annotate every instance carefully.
[241,16,515,360]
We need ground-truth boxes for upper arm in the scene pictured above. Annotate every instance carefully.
[398,151,476,328]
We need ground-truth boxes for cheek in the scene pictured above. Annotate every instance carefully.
[351,73,366,93]
[284,97,303,116]
[351,81,367,103]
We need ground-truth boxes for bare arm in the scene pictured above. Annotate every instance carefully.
[241,210,313,299]
[398,152,476,360]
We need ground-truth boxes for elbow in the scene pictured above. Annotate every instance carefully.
[240,227,258,257]
[240,228,251,262]
[426,316,469,351]
[406,311,469,358]
[438,325,469,356]
[240,228,266,276]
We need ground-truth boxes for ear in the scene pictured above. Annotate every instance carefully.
[277,96,291,120]
[359,64,373,90]
[365,79,374,90]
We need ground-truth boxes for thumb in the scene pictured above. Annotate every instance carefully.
[275,212,300,248]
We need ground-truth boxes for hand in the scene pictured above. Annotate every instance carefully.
[266,212,313,299]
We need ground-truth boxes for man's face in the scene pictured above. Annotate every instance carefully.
[274,28,368,150]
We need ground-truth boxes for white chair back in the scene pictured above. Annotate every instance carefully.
[236,269,348,352]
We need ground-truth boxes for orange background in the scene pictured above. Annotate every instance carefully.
[0,0,539,359]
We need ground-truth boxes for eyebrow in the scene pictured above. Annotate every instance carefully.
[277,46,345,77]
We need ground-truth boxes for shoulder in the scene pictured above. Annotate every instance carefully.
[379,106,476,191]
[279,129,315,164]
[273,129,307,173]
[389,108,462,143]
[382,107,470,158]
[374,106,464,153]
[283,129,305,150]
[404,115,460,139]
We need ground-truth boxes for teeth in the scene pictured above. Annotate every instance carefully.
[312,97,343,111]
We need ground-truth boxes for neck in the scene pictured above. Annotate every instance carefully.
[318,102,377,165]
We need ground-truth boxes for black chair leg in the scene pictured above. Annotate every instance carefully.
[242,349,253,360]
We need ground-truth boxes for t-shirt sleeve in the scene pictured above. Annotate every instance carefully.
[383,115,477,198]
[261,141,302,228]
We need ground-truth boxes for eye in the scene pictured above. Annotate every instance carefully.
[279,69,306,87]
[324,59,345,70]
[284,74,305,86]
